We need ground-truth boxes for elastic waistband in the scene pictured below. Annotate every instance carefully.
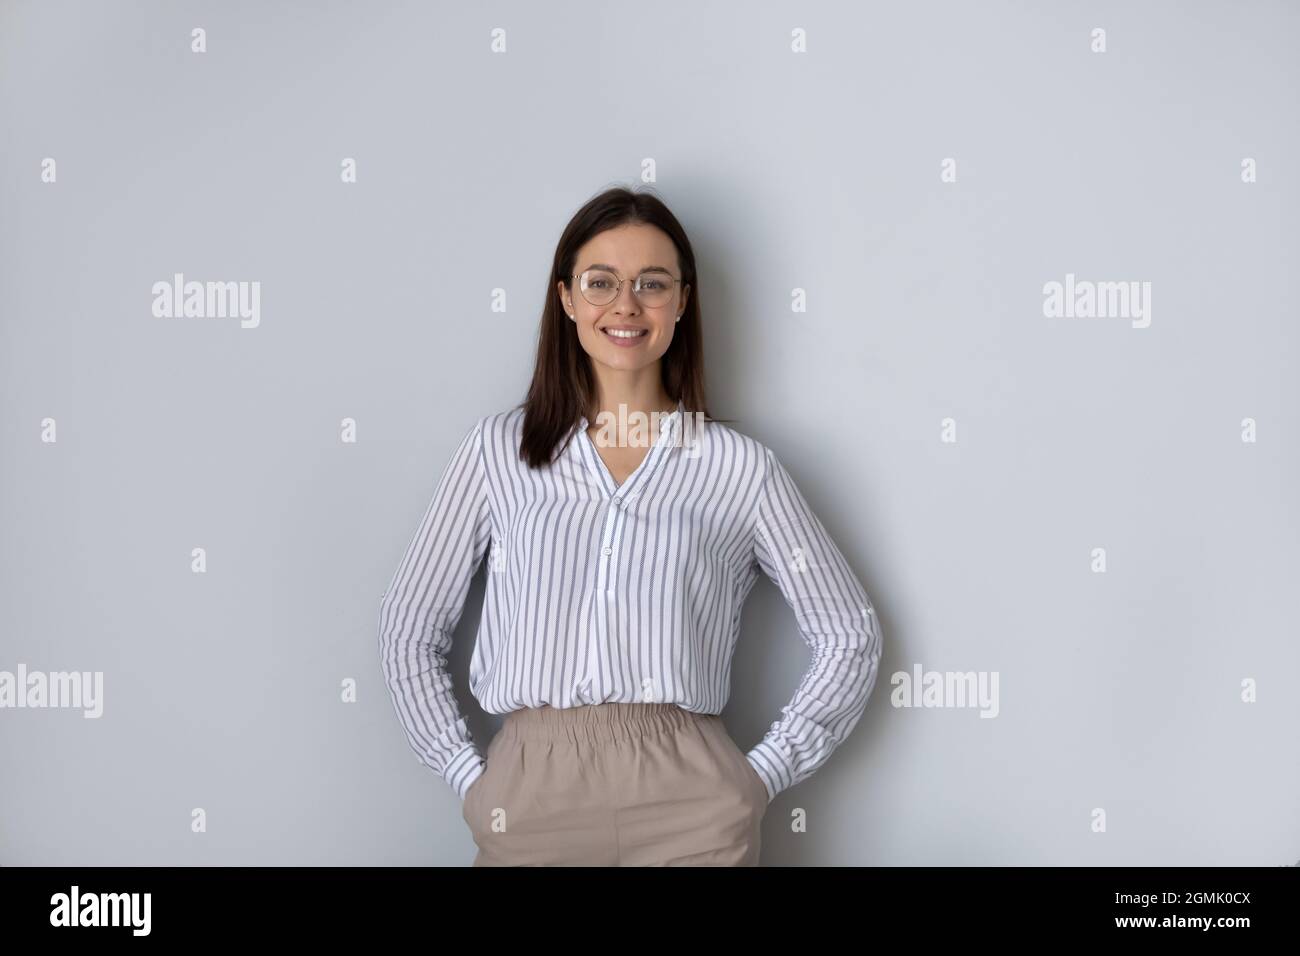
[501,702,707,744]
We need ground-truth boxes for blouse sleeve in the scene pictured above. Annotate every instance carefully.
[377,419,492,801]
[745,447,884,803]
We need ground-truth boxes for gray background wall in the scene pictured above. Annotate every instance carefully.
[1,0,1296,866]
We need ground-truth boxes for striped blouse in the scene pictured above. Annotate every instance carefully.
[377,399,884,805]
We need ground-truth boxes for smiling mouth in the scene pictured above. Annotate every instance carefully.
[602,327,648,340]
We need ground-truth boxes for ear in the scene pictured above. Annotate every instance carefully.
[556,279,574,318]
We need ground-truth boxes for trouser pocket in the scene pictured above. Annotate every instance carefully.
[697,716,769,815]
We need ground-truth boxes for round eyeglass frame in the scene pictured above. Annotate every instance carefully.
[570,268,684,306]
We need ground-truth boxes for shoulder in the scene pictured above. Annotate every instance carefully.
[474,405,525,440]
[465,405,527,465]
[683,414,774,480]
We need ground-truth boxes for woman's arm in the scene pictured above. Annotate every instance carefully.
[746,447,884,803]
[377,419,492,802]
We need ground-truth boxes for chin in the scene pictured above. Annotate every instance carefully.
[597,354,654,370]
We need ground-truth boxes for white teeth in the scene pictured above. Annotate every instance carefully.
[604,328,646,338]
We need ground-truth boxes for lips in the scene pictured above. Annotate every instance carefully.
[600,326,649,346]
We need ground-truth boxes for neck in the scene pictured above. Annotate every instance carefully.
[586,370,676,426]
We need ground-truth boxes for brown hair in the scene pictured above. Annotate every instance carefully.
[517,185,724,468]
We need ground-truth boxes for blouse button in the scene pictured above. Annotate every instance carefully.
[602,547,613,556]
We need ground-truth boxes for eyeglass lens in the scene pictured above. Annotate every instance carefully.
[579,269,676,306]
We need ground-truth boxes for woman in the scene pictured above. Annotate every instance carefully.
[377,186,883,866]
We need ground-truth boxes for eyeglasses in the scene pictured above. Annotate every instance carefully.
[572,268,683,308]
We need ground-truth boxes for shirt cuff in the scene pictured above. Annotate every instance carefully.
[448,746,488,802]
[745,742,786,805]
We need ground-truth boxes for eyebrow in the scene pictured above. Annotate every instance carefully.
[582,263,674,275]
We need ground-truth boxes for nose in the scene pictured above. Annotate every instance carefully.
[612,279,640,313]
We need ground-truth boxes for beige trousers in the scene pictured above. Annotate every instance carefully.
[461,702,769,866]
